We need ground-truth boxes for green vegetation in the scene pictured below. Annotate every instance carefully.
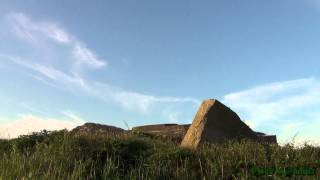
[0,130,319,179]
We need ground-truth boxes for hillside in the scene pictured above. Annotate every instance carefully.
[0,130,319,179]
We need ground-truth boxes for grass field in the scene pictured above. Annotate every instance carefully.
[0,130,319,179]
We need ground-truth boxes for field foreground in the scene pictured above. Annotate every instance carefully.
[0,130,319,179]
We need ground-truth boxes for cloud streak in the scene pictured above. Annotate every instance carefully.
[4,54,199,114]
[72,43,107,68]
[222,77,320,146]
[91,82,200,114]
[1,12,199,137]
[5,12,106,69]
[6,12,71,44]
[5,55,88,90]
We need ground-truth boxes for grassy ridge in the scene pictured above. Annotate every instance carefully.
[0,130,319,179]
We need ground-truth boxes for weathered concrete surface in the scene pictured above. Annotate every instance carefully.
[132,124,190,141]
[180,99,258,149]
[68,101,277,146]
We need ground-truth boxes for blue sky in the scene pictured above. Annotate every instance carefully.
[0,0,320,145]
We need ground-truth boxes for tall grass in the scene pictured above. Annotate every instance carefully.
[0,130,319,179]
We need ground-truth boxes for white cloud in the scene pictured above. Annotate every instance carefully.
[3,53,199,115]
[113,91,155,113]
[61,111,88,124]
[42,23,71,44]
[0,114,85,139]
[72,43,106,68]
[6,12,71,44]
[1,12,199,129]
[91,82,200,114]
[5,12,106,69]
[6,56,88,90]
[223,78,317,105]
[222,77,320,146]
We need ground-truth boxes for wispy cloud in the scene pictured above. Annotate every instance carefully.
[1,12,200,136]
[222,77,320,146]
[72,42,107,68]
[4,53,199,114]
[6,55,88,90]
[114,90,200,114]
[6,12,71,44]
[5,12,106,69]
[91,82,200,114]
[10,56,196,114]
[0,114,85,139]
[61,111,88,124]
